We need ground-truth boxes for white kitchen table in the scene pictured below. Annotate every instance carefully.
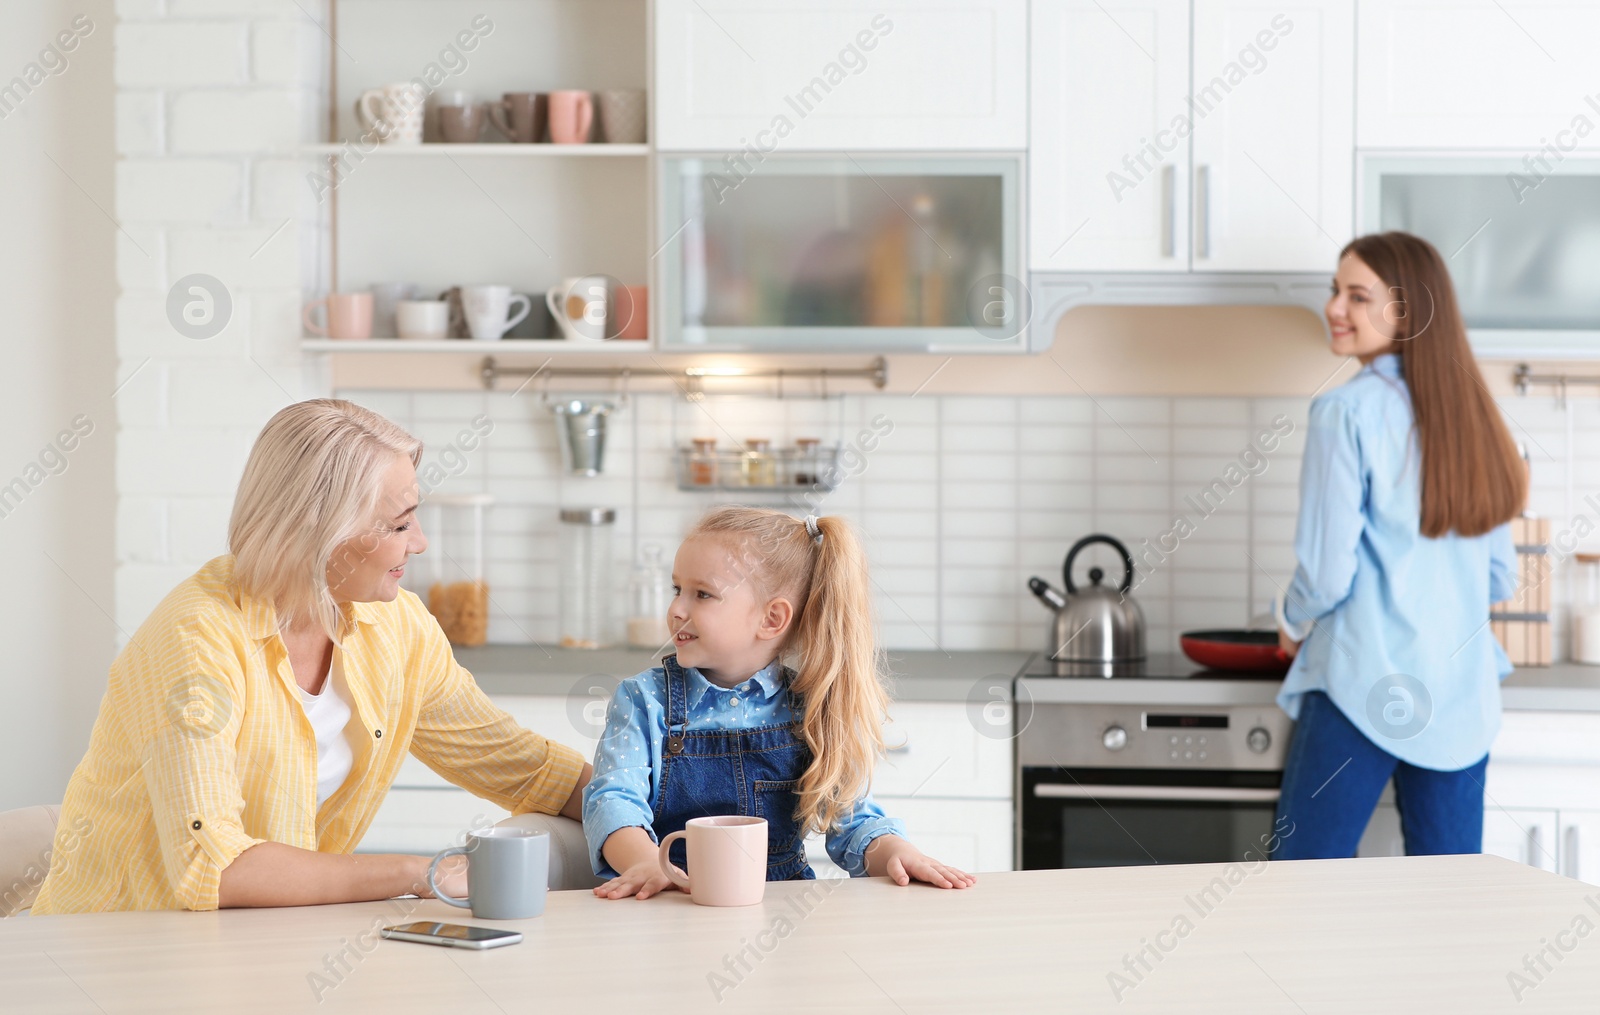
[6,855,1597,1013]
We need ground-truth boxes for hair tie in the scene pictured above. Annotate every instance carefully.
[804,515,823,545]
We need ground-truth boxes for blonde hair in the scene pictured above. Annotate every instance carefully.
[228,399,422,641]
[689,506,888,835]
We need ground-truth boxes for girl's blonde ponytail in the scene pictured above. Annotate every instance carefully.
[790,515,888,833]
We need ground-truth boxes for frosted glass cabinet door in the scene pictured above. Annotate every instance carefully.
[1189,0,1354,271]
[654,0,1027,150]
[1364,157,1600,350]
[1030,0,1192,272]
[657,155,1024,351]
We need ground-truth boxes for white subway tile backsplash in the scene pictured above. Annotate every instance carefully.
[308,388,1598,662]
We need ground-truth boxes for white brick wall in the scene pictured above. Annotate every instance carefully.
[113,0,326,634]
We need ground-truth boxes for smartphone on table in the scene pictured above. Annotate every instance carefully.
[379,921,523,950]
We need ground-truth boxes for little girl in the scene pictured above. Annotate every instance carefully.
[584,507,976,898]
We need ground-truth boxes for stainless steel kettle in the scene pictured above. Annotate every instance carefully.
[1028,533,1146,665]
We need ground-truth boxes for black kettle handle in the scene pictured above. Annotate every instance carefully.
[1064,534,1136,595]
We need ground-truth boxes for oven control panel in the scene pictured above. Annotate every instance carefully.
[1018,701,1293,771]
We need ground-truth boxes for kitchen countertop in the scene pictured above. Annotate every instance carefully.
[455,645,1034,703]
[1021,661,1600,713]
[8,855,1595,1012]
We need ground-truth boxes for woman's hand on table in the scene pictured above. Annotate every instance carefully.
[865,835,976,889]
[413,853,469,900]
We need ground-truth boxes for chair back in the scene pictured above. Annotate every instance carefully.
[1,804,61,916]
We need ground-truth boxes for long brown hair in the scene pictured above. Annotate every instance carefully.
[1340,232,1526,537]
[689,507,887,835]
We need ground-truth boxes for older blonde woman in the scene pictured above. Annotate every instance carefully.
[33,400,590,913]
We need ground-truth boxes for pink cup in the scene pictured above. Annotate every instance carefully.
[658,815,768,906]
[548,90,594,144]
[304,293,374,339]
[616,285,648,341]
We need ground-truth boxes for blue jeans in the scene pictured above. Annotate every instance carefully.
[1273,691,1488,860]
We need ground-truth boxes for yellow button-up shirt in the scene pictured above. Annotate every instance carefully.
[33,555,584,914]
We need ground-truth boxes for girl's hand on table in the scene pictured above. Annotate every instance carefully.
[866,835,976,889]
[594,857,685,901]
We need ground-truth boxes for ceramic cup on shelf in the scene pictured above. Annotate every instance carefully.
[488,92,547,143]
[369,282,419,338]
[599,89,646,144]
[303,292,373,340]
[548,90,594,144]
[657,816,768,907]
[462,284,532,341]
[436,90,486,143]
[395,299,451,340]
[545,275,610,341]
[355,82,426,145]
[615,285,648,340]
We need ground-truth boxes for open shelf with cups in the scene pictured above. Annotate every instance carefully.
[299,0,653,359]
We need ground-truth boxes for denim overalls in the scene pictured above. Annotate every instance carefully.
[651,654,815,881]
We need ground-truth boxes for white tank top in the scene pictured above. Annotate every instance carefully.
[297,655,358,809]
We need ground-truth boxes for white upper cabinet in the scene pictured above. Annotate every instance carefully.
[1191,0,1354,271]
[1030,0,1354,273]
[1358,0,1600,150]
[654,0,1028,151]
[1030,0,1192,272]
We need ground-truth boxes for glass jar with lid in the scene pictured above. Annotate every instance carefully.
[741,438,776,487]
[559,506,615,649]
[627,544,674,649]
[425,493,493,646]
[688,437,718,487]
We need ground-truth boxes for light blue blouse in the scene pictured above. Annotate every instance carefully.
[582,659,904,878]
[1277,353,1518,771]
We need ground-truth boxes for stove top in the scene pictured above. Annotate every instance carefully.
[1022,651,1288,681]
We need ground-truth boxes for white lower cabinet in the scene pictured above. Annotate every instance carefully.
[1357,711,1600,884]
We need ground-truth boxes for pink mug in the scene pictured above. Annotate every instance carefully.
[304,293,374,340]
[548,90,594,144]
[658,815,768,906]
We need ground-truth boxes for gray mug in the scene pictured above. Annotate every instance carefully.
[428,826,549,920]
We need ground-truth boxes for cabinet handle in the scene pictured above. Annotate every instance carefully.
[1195,164,1211,259]
[1528,824,1543,868]
[1565,825,1580,880]
[1161,164,1176,258]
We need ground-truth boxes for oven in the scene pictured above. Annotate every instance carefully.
[1017,681,1293,870]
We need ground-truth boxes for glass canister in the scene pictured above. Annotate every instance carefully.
[741,438,776,487]
[627,544,674,649]
[688,437,718,486]
[792,437,822,486]
[425,493,493,646]
[559,506,616,649]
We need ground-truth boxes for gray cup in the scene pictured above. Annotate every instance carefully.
[428,826,549,920]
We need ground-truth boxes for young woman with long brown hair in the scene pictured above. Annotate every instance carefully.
[584,507,974,896]
[1272,231,1527,859]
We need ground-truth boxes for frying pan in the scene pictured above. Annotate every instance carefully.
[1179,629,1292,675]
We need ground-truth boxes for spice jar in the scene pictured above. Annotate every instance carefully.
[741,438,776,487]
[793,438,821,486]
[559,506,616,649]
[688,437,718,487]
[425,493,493,647]
[627,544,674,649]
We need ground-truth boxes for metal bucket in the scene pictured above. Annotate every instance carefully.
[551,400,613,476]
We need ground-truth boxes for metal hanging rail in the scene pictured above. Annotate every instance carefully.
[478,356,889,394]
[1514,364,1600,398]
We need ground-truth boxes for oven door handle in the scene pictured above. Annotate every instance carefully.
[1034,784,1281,803]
